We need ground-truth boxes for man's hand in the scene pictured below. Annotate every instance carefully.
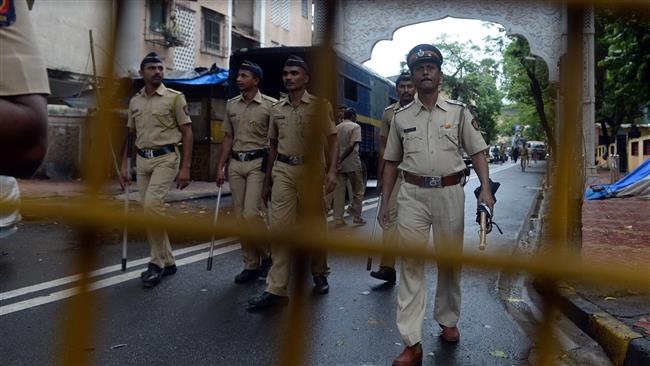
[478,186,495,213]
[216,167,226,187]
[378,199,389,229]
[325,171,337,194]
[119,162,130,190]
[176,167,190,190]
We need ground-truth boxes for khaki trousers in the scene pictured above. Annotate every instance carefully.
[379,175,401,268]
[395,181,464,346]
[266,162,330,297]
[136,151,179,268]
[228,158,269,270]
[333,169,365,220]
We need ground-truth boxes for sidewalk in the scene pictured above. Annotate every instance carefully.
[17,179,229,203]
[536,170,650,366]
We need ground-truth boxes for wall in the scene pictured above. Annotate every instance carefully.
[264,0,311,46]
[30,0,115,76]
[627,129,650,172]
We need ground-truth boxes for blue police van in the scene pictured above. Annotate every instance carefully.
[227,46,398,182]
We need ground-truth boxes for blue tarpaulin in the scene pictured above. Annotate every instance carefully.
[586,157,650,200]
[164,69,229,85]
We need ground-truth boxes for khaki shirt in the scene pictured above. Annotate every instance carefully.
[127,84,192,149]
[269,90,337,164]
[384,96,488,176]
[0,0,50,96]
[222,90,276,152]
[337,119,362,172]
[380,102,398,139]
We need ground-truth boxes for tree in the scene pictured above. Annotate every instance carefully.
[596,8,650,142]
[501,36,556,153]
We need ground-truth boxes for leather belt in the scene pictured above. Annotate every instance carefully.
[137,145,175,159]
[403,169,469,188]
[277,153,304,166]
[231,149,266,162]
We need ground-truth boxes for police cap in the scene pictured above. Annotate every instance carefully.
[406,44,443,70]
[140,52,163,70]
[284,55,309,74]
[239,60,263,80]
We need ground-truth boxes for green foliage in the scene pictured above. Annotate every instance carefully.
[596,8,650,140]
[433,38,503,144]
[500,36,555,150]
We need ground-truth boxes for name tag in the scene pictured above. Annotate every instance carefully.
[404,127,416,133]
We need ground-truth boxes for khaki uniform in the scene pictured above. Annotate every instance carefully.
[333,119,364,220]
[127,84,192,268]
[222,91,276,270]
[265,90,337,296]
[378,103,402,268]
[384,96,487,346]
[0,0,50,96]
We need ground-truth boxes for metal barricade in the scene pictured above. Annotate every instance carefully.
[609,154,620,183]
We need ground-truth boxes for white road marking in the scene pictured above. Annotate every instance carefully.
[0,244,240,316]
[0,237,238,302]
[1,165,515,315]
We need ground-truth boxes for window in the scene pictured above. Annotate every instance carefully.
[271,0,290,30]
[631,141,639,156]
[202,8,224,55]
[344,77,358,102]
[149,0,167,32]
[301,0,308,18]
[644,140,650,155]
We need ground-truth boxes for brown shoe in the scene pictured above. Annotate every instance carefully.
[439,324,460,342]
[392,343,422,366]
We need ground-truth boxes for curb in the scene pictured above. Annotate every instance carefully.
[534,273,649,366]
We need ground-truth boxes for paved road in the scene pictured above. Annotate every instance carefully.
[1,161,557,365]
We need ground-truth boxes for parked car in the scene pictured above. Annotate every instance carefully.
[526,141,547,161]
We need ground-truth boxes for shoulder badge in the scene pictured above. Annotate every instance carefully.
[445,99,466,107]
[167,88,182,95]
[0,0,16,27]
[227,95,241,102]
[262,94,278,103]
[394,100,414,114]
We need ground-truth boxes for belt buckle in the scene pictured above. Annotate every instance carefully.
[238,152,247,161]
[425,176,442,188]
[144,150,154,159]
[290,156,299,165]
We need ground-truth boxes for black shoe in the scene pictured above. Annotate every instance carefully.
[370,266,396,284]
[235,269,260,284]
[247,291,289,310]
[313,275,330,294]
[259,258,272,279]
[140,264,177,278]
[141,263,164,288]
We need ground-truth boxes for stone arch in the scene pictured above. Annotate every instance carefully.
[330,0,563,82]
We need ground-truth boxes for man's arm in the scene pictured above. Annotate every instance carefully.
[0,95,48,178]
[376,136,388,192]
[378,160,398,228]
[471,152,495,211]
[261,138,278,202]
[325,133,338,194]
[216,133,233,186]
[339,141,358,165]
[177,123,193,189]
[119,127,136,189]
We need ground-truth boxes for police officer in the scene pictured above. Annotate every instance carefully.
[120,52,193,289]
[333,107,366,226]
[217,60,275,283]
[0,0,49,178]
[370,72,415,284]
[379,44,494,365]
[248,55,338,309]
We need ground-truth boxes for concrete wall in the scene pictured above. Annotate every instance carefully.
[264,0,311,46]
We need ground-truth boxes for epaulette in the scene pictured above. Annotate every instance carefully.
[394,100,414,113]
[272,98,286,107]
[166,88,182,95]
[445,99,466,107]
[262,94,278,103]
[227,95,241,102]
[384,103,397,111]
